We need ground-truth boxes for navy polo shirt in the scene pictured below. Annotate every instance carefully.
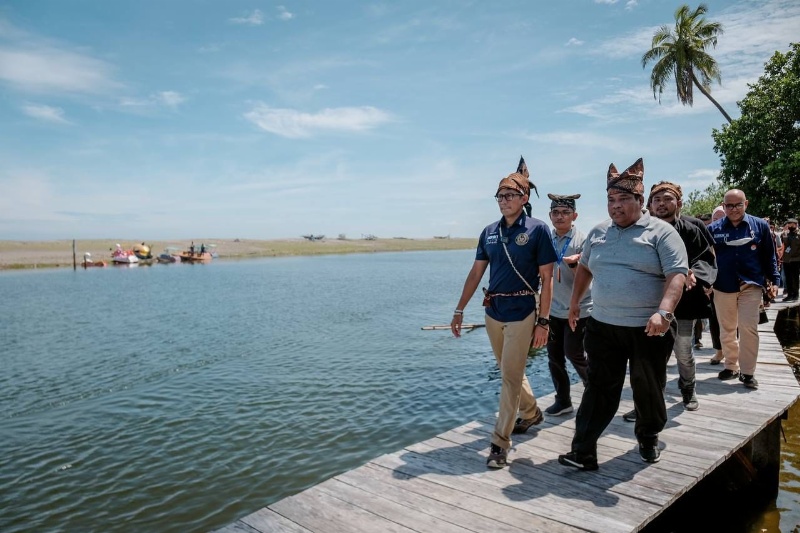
[476,213,557,322]
[709,213,780,293]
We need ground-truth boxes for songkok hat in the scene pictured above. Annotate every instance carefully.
[648,181,683,204]
[606,158,644,195]
[548,193,581,210]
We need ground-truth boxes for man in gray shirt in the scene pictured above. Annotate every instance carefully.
[545,193,591,416]
[558,158,687,470]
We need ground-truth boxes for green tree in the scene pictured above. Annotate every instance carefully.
[683,180,725,216]
[712,43,800,222]
[642,4,733,123]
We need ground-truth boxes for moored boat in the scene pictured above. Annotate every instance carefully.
[111,244,139,264]
[81,253,107,268]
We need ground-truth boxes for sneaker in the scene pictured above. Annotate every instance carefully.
[682,390,699,411]
[558,451,598,471]
[544,399,574,416]
[694,341,703,349]
[639,442,661,463]
[740,374,759,389]
[486,444,508,469]
[782,296,798,302]
[512,407,544,434]
[718,369,740,380]
[622,409,637,422]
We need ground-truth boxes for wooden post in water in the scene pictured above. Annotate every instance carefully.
[72,240,77,270]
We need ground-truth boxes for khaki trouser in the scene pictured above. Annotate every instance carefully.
[713,285,762,376]
[485,311,539,450]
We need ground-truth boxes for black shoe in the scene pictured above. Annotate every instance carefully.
[782,296,798,302]
[512,407,544,434]
[544,398,574,416]
[740,374,759,389]
[682,390,699,411]
[718,369,740,380]
[694,341,703,349]
[622,409,636,422]
[558,451,598,471]
[639,442,661,463]
[486,444,508,469]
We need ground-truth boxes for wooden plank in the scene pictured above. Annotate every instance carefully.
[240,508,312,533]
[269,486,417,533]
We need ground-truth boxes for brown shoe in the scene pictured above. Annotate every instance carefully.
[512,407,544,434]
[710,350,723,365]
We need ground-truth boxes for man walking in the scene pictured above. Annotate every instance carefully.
[782,218,799,302]
[558,158,687,470]
[545,193,591,416]
[451,157,557,469]
[633,181,716,414]
[708,189,780,389]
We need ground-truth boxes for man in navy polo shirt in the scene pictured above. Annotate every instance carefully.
[708,189,779,390]
[451,157,556,469]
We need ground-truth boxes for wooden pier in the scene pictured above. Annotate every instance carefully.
[216,302,800,533]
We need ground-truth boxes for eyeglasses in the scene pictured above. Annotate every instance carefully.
[723,202,745,210]
[550,209,574,218]
[495,193,522,202]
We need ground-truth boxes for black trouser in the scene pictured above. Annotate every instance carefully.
[572,318,674,455]
[785,262,800,299]
[546,316,589,403]
[709,295,722,350]
[693,318,703,344]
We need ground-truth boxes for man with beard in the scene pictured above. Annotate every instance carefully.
[558,158,687,469]
[622,181,716,421]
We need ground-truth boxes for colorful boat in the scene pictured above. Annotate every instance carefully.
[111,244,139,264]
[81,253,107,268]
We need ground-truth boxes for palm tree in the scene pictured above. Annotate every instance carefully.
[642,4,733,123]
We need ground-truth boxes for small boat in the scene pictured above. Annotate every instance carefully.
[157,247,181,263]
[132,243,154,260]
[81,253,107,268]
[179,242,213,263]
[111,244,139,264]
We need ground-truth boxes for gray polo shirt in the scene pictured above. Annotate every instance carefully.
[580,211,688,327]
[550,226,592,319]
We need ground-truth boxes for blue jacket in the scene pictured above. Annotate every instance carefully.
[709,214,780,293]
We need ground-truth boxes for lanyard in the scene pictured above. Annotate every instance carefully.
[552,234,572,283]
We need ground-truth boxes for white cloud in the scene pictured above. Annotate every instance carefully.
[0,47,118,94]
[154,91,185,108]
[566,38,583,47]
[229,10,264,26]
[243,104,393,138]
[21,103,69,123]
[118,91,185,110]
[594,0,618,4]
[625,0,638,10]
[277,6,294,20]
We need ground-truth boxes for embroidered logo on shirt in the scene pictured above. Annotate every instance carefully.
[486,233,499,245]
[515,233,529,246]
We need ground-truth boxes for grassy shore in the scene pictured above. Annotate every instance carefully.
[0,237,477,270]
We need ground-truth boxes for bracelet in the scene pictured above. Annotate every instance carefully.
[453,309,463,315]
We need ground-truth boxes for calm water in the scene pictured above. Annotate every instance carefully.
[0,251,798,532]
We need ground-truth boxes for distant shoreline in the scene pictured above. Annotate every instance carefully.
[0,237,477,271]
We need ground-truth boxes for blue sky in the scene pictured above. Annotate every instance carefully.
[1,0,797,241]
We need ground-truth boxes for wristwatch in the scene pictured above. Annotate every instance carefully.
[536,317,551,327]
[657,310,674,322]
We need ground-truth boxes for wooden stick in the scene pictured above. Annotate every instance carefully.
[421,324,485,330]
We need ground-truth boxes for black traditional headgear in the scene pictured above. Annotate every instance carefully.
[547,193,581,210]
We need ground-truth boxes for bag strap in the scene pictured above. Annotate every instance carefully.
[499,224,536,294]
